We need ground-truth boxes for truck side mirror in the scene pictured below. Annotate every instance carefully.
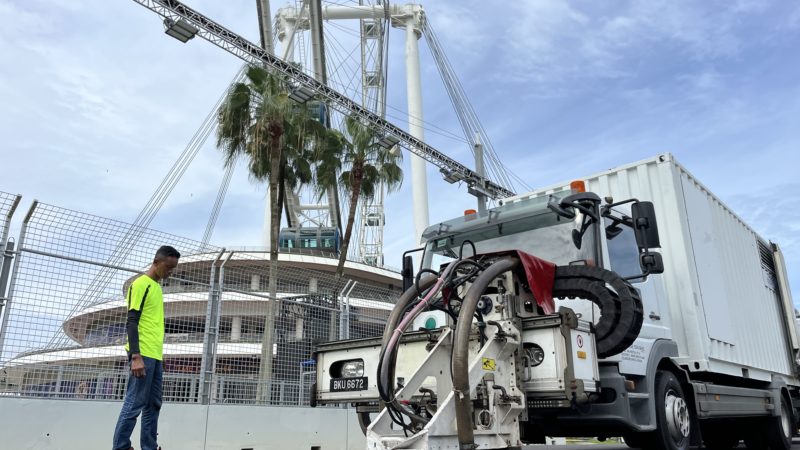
[640,251,664,275]
[547,195,575,219]
[402,255,414,292]
[631,201,661,249]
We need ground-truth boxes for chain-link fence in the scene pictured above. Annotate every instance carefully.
[0,199,401,406]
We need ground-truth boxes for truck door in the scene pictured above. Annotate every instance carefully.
[602,210,671,342]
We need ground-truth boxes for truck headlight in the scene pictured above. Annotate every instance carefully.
[529,344,545,367]
[341,360,364,378]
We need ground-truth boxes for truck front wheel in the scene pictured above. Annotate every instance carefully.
[651,370,692,450]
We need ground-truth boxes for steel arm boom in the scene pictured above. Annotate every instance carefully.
[130,0,515,199]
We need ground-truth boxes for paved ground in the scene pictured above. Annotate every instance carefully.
[522,439,800,449]
[525,447,800,450]
[523,447,800,449]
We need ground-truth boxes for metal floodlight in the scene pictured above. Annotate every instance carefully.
[440,168,465,184]
[288,85,315,103]
[163,18,198,43]
[376,134,400,149]
[468,184,492,198]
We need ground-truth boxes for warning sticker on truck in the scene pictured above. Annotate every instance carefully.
[481,358,496,371]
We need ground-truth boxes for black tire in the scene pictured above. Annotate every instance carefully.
[701,421,740,449]
[765,393,794,450]
[622,432,652,449]
[741,418,768,450]
[743,431,768,450]
[650,370,692,450]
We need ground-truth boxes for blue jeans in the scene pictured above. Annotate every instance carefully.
[112,356,163,450]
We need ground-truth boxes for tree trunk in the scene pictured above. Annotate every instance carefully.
[336,163,363,279]
[257,139,283,404]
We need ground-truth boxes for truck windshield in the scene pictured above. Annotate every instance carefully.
[421,195,597,271]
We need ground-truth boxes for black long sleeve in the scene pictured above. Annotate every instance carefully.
[126,308,142,355]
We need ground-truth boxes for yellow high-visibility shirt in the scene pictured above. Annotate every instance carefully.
[124,274,165,361]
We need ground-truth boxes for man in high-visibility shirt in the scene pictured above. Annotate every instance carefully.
[112,246,180,450]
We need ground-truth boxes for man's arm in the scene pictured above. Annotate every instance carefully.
[126,283,147,377]
[126,308,142,355]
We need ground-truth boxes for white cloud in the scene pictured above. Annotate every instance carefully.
[423,1,489,58]
[791,6,800,29]
[493,0,785,92]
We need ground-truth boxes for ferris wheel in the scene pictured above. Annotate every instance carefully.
[122,0,530,268]
[266,0,530,267]
[269,0,395,267]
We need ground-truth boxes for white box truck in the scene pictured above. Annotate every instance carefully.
[312,153,798,450]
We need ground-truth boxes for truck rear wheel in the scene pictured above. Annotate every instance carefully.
[622,432,650,449]
[701,421,740,449]
[651,370,692,450]
[743,428,768,450]
[742,393,793,450]
[765,393,793,450]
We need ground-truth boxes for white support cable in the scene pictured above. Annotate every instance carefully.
[320,22,470,147]
[201,161,235,246]
[422,19,532,193]
[46,65,248,349]
[430,31,515,190]
[129,0,515,199]
[422,20,514,190]
[324,22,468,143]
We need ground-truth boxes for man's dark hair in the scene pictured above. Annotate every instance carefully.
[154,245,181,261]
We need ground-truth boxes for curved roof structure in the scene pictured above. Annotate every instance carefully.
[2,252,401,392]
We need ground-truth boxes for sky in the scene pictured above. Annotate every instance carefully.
[0,0,799,300]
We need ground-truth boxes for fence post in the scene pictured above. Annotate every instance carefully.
[340,281,357,340]
[199,249,225,404]
[0,241,15,337]
[0,200,36,362]
[0,194,21,248]
[337,280,351,340]
[212,251,232,401]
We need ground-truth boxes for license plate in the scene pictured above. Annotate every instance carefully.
[330,377,368,392]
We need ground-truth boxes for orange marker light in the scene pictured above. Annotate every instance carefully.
[464,209,477,216]
[570,180,586,193]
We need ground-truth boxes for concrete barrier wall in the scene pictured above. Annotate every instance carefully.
[0,398,365,450]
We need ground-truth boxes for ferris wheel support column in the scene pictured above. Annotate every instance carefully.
[403,12,429,244]
[256,0,274,53]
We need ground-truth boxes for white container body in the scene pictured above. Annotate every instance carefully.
[507,153,797,383]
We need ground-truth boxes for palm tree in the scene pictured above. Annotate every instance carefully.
[327,114,404,278]
[216,64,330,402]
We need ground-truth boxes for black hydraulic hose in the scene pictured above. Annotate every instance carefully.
[377,275,438,402]
[451,257,519,449]
[459,239,477,259]
[357,412,372,436]
[381,275,438,349]
[446,259,486,297]
[380,259,463,399]
[415,269,439,295]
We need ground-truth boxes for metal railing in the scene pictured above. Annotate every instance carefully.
[0,197,399,406]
